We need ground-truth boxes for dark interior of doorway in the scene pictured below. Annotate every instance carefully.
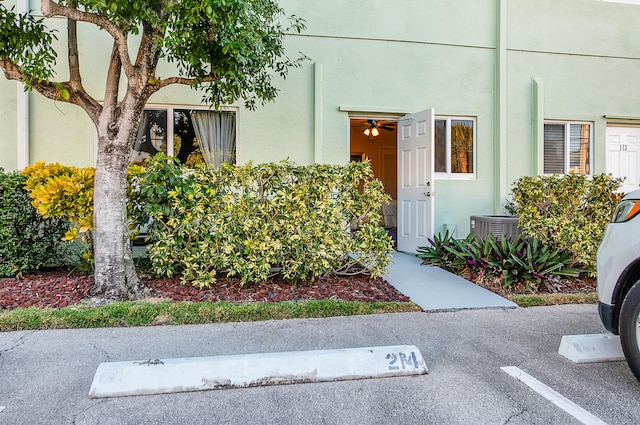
[349,117,398,247]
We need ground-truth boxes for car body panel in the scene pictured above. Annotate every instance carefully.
[597,188,640,334]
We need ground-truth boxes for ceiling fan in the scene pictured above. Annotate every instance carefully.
[363,119,396,141]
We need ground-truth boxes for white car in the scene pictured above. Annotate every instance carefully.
[597,188,640,380]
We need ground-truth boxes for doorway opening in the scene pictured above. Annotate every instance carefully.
[349,117,398,244]
[349,109,435,254]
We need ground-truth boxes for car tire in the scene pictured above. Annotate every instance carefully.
[619,280,640,381]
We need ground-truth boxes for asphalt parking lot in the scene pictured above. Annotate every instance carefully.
[1,304,638,424]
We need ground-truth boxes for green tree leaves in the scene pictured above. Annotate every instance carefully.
[0,6,57,87]
[160,0,307,108]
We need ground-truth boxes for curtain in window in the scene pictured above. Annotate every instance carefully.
[190,110,236,168]
[543,124,566,174]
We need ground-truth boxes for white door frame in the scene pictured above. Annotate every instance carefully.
[606,125,640,194]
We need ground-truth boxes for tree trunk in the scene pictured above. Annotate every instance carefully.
[90,116,148,301]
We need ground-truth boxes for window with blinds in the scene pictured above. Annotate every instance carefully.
[543,122,591,175]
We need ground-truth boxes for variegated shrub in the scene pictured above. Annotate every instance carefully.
[133,155,393,286]
[508,173,623,275]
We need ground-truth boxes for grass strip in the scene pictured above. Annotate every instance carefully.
[508,292,598,308]
[0,300,422,331]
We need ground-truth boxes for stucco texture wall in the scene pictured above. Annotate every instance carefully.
[0,79,18,170]
[4,0,640,240]
[505,0,640,188]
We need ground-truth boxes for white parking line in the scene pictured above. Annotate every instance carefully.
[501,366,607,425]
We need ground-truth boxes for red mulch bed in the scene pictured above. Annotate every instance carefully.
[0,272,411,311]
[0,268,598,311]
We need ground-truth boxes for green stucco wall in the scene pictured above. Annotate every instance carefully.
[2,0,640,239]
[0,78,18,170]
[505,0,640,189]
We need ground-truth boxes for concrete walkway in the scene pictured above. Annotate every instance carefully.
[385,251,517,311]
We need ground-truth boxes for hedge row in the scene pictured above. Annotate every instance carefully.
[132,155,393,286]
[0,169,71,276]
[10,156,393,285]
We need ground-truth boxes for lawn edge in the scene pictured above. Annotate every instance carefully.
[0,299,422,331]
[506,292,598,308]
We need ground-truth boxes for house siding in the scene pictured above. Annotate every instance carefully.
[2,0,640,238]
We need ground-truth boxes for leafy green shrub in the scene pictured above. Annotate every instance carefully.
[0,168,71,276]
[416,230,467,271]
[508,173,622,275]
[417,233,579,289]
[133,154,393,286]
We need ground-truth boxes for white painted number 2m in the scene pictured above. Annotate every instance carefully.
[386,352,419,370]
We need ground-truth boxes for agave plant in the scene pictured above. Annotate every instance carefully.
[417,229,467,271]
[417,232,581,289]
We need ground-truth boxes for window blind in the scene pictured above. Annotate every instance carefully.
[544,123,566,174]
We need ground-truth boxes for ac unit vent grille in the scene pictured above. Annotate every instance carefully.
[470,215,522,240]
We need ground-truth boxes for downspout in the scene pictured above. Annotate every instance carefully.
[16,0,29,170]
[314,62,323,163]
[532,78,544,175]
[494,0,508,213]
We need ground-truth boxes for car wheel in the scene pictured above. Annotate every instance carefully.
[620,280,640,381]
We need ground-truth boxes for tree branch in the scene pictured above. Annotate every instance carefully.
[0,59,23,82]
[41,0,135,78]
[134,24,154,69]
[63,17,101,119]
[1,59,101,121]
[67,18,82,89]
[157,74,219,89]
[0,60,58,98]
[104,42,122,109]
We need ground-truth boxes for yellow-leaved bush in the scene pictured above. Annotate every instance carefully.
[133,154,393,287]
[507,173,623,275]
[21,162,145,270]
[22,162,96,266]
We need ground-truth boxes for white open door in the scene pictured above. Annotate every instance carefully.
[396,109,435,253]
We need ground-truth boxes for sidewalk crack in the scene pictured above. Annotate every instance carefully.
[0,331,35,354]
[71,400,110,425]
[92,344,113,361]
[503,408,527,424]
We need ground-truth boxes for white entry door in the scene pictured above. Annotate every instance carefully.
[396,109,435,253]
[606,126,640,194]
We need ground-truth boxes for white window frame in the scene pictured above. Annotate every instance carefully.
[142,104,238,159]
[94,104,239,165]
[543,120,592,175]
[434,116,477,180]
